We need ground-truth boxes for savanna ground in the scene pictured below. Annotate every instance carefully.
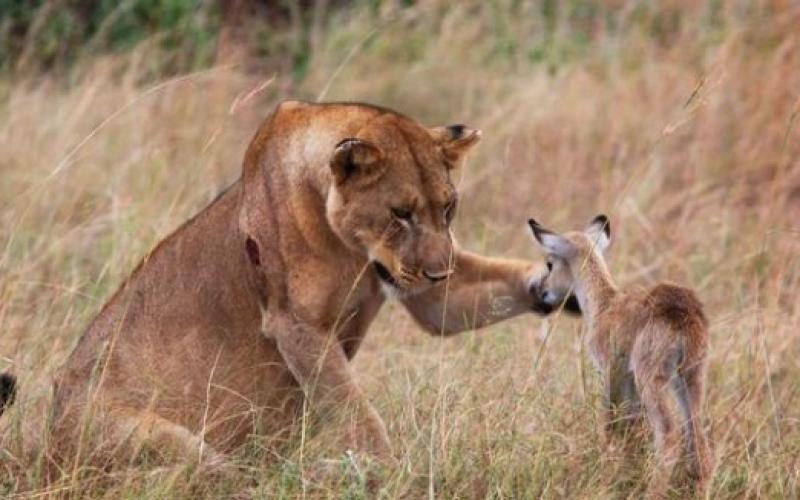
[1,1,799,497]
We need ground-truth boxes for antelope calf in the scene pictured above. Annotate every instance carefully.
[528,215,713,498]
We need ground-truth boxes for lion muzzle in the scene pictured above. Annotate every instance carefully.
[422,268,454,282]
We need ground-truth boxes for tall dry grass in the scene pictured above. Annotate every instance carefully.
[1,1,799,497]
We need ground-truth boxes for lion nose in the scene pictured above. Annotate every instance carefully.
[422,268,454,282]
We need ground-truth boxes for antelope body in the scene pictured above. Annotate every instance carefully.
[529,215,714,498]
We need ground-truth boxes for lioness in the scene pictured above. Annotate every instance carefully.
[9,101,560,474]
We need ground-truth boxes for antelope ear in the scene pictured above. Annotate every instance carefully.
[430,124,482,168]
[528,219,576,259]
[330,138,384,185]
[585,214,611,254]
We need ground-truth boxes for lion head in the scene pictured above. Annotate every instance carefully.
[324,112,481,296]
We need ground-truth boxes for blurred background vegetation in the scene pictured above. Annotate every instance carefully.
[0,0,788,80]
[1,1,799,497]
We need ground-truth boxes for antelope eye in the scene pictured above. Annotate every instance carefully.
[391,207,413,221]
[546,260,553,271]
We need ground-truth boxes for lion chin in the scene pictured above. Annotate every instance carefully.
[371,260,413,299]
[372,254,450,300]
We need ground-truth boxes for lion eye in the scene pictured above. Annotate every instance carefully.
[391,207,413,222]
[444,199,457,225]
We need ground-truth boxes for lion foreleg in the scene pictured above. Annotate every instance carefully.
[265,314,392,462]
[402,249,541,335]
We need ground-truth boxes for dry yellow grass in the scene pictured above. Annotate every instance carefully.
[1,1,799,497]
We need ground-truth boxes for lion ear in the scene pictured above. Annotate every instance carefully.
[330,138,384,185]
[430,124,482,169]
